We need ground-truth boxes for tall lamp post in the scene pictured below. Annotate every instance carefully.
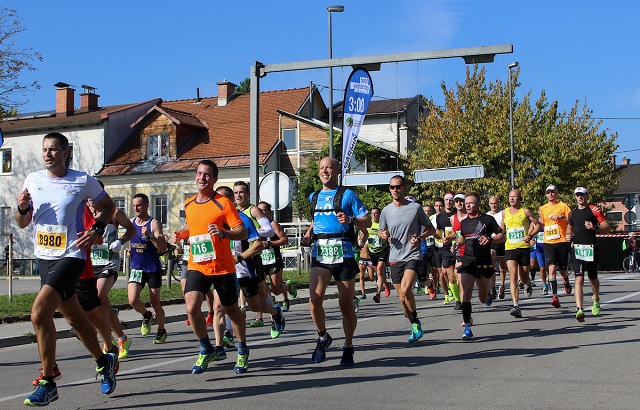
[508,61,519,190]
[327,5,344,159]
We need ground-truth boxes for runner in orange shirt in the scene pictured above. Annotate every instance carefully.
[171,160,249,375]
[538,185,572,308]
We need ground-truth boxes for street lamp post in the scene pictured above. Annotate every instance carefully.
[327,5,344,159]
[508,61,519,190]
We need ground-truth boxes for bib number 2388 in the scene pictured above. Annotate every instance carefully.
[317,239,344,264]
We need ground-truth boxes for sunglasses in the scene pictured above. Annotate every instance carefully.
[575,193,586,197]
[546,190,556,194]
[454,199,464,203]
[389,185,403,190]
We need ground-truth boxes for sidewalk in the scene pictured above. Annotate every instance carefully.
[0,283,360,349]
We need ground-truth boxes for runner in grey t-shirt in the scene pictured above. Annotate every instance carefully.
[378,176,435,343]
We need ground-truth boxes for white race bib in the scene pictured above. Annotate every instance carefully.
[261,247,276,266]
[91,244,109,266]
[574,244,594,262]
[317,239,344,264]
[507,227,526,244]
[190,233,216,262]
[129,268,143,283]
[544,224,560,241]
[35,224,67,257]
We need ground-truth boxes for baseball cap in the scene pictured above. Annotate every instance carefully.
[444,193,455,200]
[454,193,466,201]
[574,186,588,195]
[545,185,557,192]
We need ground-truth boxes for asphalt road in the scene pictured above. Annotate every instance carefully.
[1,272,639,409]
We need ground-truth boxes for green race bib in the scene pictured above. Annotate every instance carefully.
[317,239,344,264]
[91,244,109,266]
[129,268,143,283]
[190,233,216,262]
[507,227,526,244]
[574,244,594,262]
[261,248,276,265]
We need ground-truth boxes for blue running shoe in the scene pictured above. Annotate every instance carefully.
[234,348,249,374]
[96,353,117,395]
[462,324,474,341]
[311,333,333,363]
[485,290,494,306]
[24,380,58,406]
[408,320,423,343]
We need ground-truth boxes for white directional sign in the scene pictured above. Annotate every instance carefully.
[259,171,293,210]
[341,171,404,187]
[413,165,485,183]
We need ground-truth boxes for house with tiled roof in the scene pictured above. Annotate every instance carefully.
[0,83,159,260]
[97,82,330,234]
[604,156,640,232]
[332,94,427,162]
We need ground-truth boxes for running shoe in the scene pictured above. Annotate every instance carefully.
[249,318,264,327]
[222,332,236,348]
[239,305,247,318]
[312,333,333,363]
[498,285,506,299]
[542,283,549,295]
[576,309,585,322]
[153,329,167,344]
[518,281,525,290]
[485,290,494,307]
[117,336,132,359]
[592,299,601,316]
[205,312,214,327]
[192,347,225,374]
[510,306,522,318]
[340,345,355,366]
[372,292,381,303]
[384,283,391,297]
[112,307,120,317]
[454,300,462,310]
[354,297,360,313]
[287,280,297,298]
[141,310,152,336]
[234,349,250,374]
[24,380,58,406]
[490,286,498,301]
[525,284,533,298]
[460,317,474,327]
[96,352,117,395]
[270,306,285,339]
[428,286,437,299]
[551,295,561,308]
[530,280,537,287]
[281,299,291,312]
[185,319,191,326]
[32,364,62,386]
[436,285,442,294]
[563,277,572,295]
[408,320,423,343]
[416,285,423,294]
[356,293,366,300]
[443,293,451,305]
[462,324,474,341]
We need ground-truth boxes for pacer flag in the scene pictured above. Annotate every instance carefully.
[341,68,373,177]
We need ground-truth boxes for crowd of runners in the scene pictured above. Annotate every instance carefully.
[14,133,614,406]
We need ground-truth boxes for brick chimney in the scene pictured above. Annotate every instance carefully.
[55,82,75,117]
[80,84,99,111]
[622,157,631,166]
[610,154,617,170]
[216,80,236,107]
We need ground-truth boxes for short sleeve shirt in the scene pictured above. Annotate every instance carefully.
[379,201,432,263]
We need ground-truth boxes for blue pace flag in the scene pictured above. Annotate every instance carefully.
[341,68,373,177]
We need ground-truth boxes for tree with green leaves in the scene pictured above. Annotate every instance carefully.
[408,65,618,210]
[0,8,42,117]
[235,78,250,95]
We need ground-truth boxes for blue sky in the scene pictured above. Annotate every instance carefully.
[5,0,640,164]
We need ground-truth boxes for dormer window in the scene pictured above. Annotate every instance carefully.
[148,133,169,157]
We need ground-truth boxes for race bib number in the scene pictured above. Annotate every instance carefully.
[91,244,109,266]
[445,227,454,238]
[507,227,526,244]
[544,224,560,241]
[368,235,383,248]
[536,231,545,243]
[574,244,594,262]
[129,268,143,283]
[317,239,344,264]
[426,236,435,247]
[261,248,276,266]
[35,224,67,257]
[190,234,216,262]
